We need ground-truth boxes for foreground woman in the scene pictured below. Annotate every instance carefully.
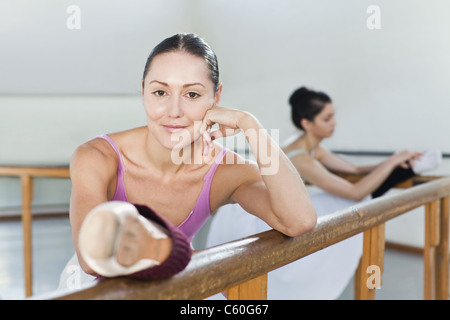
[60,34,316,286]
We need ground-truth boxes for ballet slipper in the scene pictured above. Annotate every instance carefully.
[78,201,192,280]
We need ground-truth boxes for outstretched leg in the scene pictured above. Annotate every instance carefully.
[78,201,192,280]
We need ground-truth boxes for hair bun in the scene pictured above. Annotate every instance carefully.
[288,86,332,131]
[289,86,313,107]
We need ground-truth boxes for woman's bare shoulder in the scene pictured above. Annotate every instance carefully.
[70,137,119,180]
[73,137,114,161]
[72,127,143,165]
[314,145,331,158]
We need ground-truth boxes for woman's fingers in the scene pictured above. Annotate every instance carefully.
[393,150,424,170]
[200,106,241,133]
[201,127,212,156]
[199,106,243,155]
[199,105,221,135]
[400,161,410,169]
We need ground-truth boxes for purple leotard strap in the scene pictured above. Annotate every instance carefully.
[97,135,128,201]
[177,148,228,240]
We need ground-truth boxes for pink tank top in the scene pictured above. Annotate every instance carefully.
[97,134,228,241]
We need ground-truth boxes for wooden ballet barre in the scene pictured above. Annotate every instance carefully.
[0,165,70,297]
[49,176,450,300]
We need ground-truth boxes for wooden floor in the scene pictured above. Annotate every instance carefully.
[0,216,431,300]
[339,248,425,299]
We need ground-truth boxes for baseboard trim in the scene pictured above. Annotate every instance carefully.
[0,204,69,221]
[385,241,423,255]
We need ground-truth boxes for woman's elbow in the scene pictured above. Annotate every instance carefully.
[348,190,367,202]
[283,210,317,237]
[338,187,366,202]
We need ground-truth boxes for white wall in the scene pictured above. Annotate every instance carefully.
[2,1,449,156]
[1,1,449,246]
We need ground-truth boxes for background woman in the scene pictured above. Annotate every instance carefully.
[206,86,441,299]
[284,86,441,200]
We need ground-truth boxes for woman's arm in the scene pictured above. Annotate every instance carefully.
[69,140,118,274]
[316,147,377,174]
[292,150,420,201]
[201,107,317,237]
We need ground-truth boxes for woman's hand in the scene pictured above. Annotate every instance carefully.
[199,106,255,155]
[388,150,423,170]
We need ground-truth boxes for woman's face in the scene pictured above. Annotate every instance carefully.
[304,103,336,139]
[142,51,221,150]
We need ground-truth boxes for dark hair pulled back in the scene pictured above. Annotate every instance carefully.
[142,33,220,92]
[289,87,332,130]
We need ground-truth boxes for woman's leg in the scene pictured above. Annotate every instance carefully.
[78,201,192,280]
[371,166,415,198]
[371,149,442,198]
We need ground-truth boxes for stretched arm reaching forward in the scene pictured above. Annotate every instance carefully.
[291,148,422,202]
